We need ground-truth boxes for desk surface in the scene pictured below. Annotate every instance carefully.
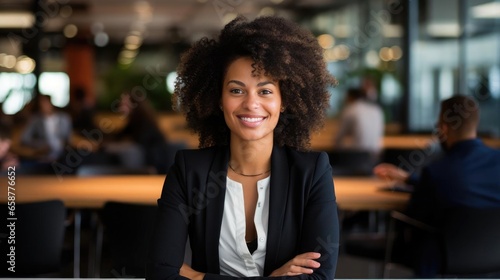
[8,175,408,211]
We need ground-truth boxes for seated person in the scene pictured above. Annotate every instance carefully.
[104,92,167,171]
[0,122,19,171]
[147,16,340,280]
[375,95,500,277]
[21,94,72,162]
[334,88,384,165]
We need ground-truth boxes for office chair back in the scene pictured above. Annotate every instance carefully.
[101,202,158,277]
[0,200,66,276]
[327,150,374,176]
[441,207,500,275]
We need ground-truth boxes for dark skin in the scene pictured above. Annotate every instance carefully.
[175,16,336,279]
[180,58,321,280]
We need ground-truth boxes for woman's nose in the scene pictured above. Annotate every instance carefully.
[243,92,259,109]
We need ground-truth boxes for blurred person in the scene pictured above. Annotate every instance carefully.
[105,91,167,171]
[0,122,19,171]
[361,76,378,102]
[147,16,339,280]
[71,86,97,134]
[376,95,500,277]
[334,88,384,163]
[20,94,72,162]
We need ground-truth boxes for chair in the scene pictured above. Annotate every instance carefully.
[327,149,374,176]
[0,200,66,276]
[94,202,192,277]
[97,202,158,277]
[384,208,500,278]
[75,163,156,276]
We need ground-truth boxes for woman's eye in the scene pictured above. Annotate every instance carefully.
[260,89,272,95]
[230,89,243,94]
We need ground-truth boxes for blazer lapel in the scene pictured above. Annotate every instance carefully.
[204,146,229,273]
[264,145,289,275]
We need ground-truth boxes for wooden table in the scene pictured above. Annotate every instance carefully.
[4,175,408,277]
[8,175,408,211]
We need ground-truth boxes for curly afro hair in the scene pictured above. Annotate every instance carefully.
[174,16,337,150]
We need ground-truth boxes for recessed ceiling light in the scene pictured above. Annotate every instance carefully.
[472,2,500,18]
[0,12,34,28]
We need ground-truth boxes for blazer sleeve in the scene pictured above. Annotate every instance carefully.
[148,150,339,280]
[203,152,340,280]
[147,151,190,280]
[295,152,340,279]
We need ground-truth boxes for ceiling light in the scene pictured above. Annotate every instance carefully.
[15,56,36,74]
[125,34,142,45]
[63,24,78,38]
[427,23,460,37]
[333,44,350,60]
[0,53,5,67]
[0,12,34,28]
[317,34,335,49]
[121,50,138,59]
[379,47,393,62]
[472,2,500,18]
[333,25,351,38]
[3,55,17,69]
[391,46,403,61]
[365,50,380,67]
[94,32,109,47]
[383,24,403,38]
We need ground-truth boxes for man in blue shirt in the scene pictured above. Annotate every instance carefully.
[407,95,500,222]
[375,95,500,277]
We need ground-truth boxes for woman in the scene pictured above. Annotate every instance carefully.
[104,91,169,171]
[147,16,339,280]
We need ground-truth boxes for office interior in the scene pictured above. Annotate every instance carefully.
[0,0,499,278]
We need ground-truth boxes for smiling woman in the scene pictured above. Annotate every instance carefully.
[147,16,339,280]
[221,57,282,145]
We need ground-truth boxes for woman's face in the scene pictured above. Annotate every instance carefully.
[221,57,282,144]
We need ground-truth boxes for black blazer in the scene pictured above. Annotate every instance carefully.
[147,145,339,280]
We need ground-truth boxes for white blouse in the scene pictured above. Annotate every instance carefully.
[219,176,271,277]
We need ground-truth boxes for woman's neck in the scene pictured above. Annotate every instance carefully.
[229,139,272,176]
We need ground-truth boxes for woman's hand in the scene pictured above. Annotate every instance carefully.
[269,252,321,277]
[180,263,205,280]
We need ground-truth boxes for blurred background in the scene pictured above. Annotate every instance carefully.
[1,0,498,150]
[1,0,500,278]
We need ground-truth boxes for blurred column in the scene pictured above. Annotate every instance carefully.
[64,28,96,108]
[458,0,468,94]
[23,0,45,96]
[403,0,418,133]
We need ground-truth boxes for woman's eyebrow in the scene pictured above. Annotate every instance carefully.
[257,81,275,87]
[226,80,275,87]
[226,80,245,86]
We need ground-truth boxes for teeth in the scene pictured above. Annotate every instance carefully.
[240,117,264,123]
